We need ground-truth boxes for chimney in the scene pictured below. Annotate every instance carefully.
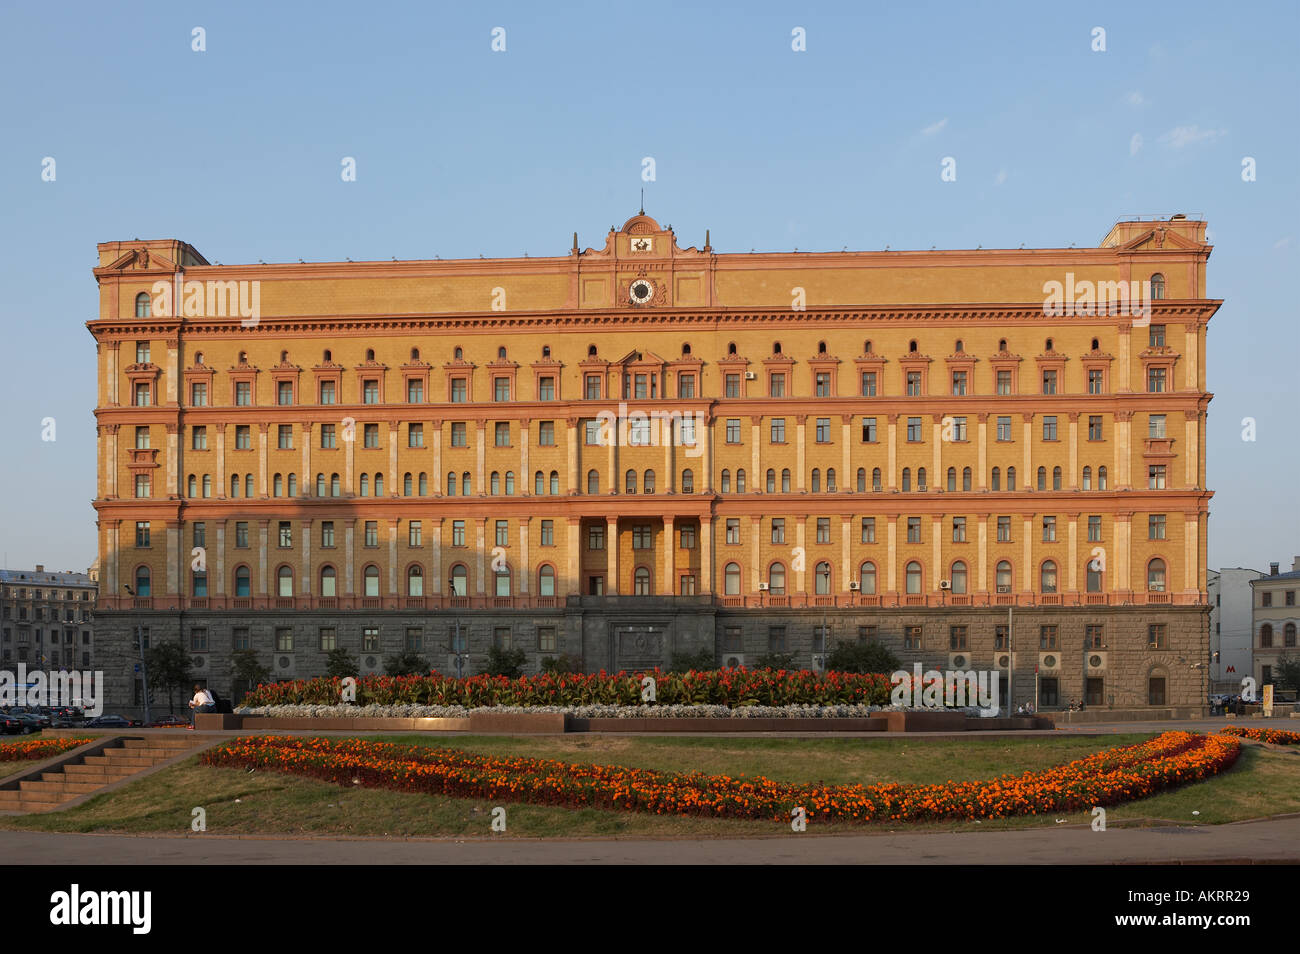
[1293,556,1300,573]
[35,564,43,573]
[1270,562,1280,575]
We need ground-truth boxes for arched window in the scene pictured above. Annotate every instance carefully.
[768,562,786,595]
[998,338,1007,352]
[768,469,778,493]
[320,566,337,598]
[724,562,741,595]
[857,468,867,492]
[1045,338,1054,352]
[1037,467,1047,491]
[817,340,827,354]
[815,561,831,595]
[230,474,240,498]
[917,467,926,492]
[823,468,832,493]
[908,339,918,354]
[234,566,250,598]
[872,468,882,492]
[950,561,968,594]
[359,474,369,497]
[447,472,457,496]
[1098,466,1108,490]
[727,342,737,355]
[497,346,507,359]
[454,346,463,359]
[1052,466,1062,490]
[538,565,556,597]
[682,469,694,493]
[587,469,599,494]
[323,349,332,362]
[202,474,212,497]
[625,469,637,494]
[1260,624,1274,648]
[410,347,420,361]
[363,564,380,597]
[996,560,1013,592]
[863,340,873,353]
[288,473,297,497]
[1040,560,1058,593]
[643,470,656,494]
[1286,622,1297,647]
[405,473,414,496]
[365,348,375,361]
[245,474,254,497]
[634,567,651,596]
[192,572,208,598]
[462,472,471,496]
[1087,562,1103,592]
[737,468,747,493]
[1082,466,1092,490]
[134,566,151,597]
[962,467,972,491]
[900,468,910,493]
[375,473,385,496]
[419,473,428,496]
[535,471,546,495]
[588,344,597,357]
[504,471,515,495]
[407,565,424,597]
[131,291,154,319]
[721,469,732,493]
[682,343,691,355]
[905,561,922,595]
[188,475,197,497]
[991,467,1001,491]
[773,341,782,354]
[317,474,326,497]
[490,472,500,495]
[859,561,877,595]
[947,467,957,492]
[450,564,468,597]
[331,474,341,497]
[810,469,820,494]
[1006,466,1016,491]
[1150,273,1165,300]
[278,565,294,598]
[781,468,791,493]
[549,471,559,495]
[1147,558,1166,592]
[955,339,964,353]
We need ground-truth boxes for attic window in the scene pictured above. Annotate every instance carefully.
[323,349,332,362]
[1150,273,1166,300]
[365,348,375,361]
[1091,338,1100,351]
[280,350,289,362]
[817,341,827,354]
[863,340,872,354]
[682,343,691,356]
[998,338,1007,352]
[134,292,151,318]
[542,345,551,358]
[588,344,597,357]
[498,347,507,359]
[410,348,420,360]
[955,339,964,353]
[1045,338,1053,351]
[195,352,204,365]
[454,347,463,360]
[908,340,918,354]
[773,342,781,355]
[727,342,737,355]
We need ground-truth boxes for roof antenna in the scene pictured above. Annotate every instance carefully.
[639,188,644,215]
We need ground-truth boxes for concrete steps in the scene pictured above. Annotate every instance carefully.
[1,734,208,813]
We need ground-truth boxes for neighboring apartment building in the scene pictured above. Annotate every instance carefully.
[1208,567,1263,691]
[0,566,97,675]
[1251,557,1300,688]
[88,212,1217,714]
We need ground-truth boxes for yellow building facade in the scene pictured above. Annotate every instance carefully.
[89,213,1216,711]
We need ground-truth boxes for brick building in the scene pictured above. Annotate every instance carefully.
[88,212,1216,714]
[0,566,97,678]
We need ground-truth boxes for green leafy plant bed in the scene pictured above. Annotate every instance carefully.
[235,703,892,719]
[239,669,895,710]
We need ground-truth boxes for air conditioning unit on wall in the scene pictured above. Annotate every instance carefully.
[744,371,757,380]
[939,580,951,590]
[757,582,769,591]
[810,654,828,671]
[721,654,746,669]
[848,581,860,591]
[948,652,970,670]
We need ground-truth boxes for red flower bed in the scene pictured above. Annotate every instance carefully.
[238,668,895,709]
[0,737,93,762]
[1220,725,1300,745]
[201,730,1240,824]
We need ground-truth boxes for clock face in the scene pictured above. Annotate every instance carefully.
[629,279,654,304]
[631,237,652,252]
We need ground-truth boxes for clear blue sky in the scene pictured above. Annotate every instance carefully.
[1,0,1296,574]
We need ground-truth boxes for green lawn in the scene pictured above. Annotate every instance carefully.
[0,733,1291,838]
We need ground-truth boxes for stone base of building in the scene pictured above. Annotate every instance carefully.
[92,599,1209,720]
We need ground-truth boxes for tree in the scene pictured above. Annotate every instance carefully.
[145,641,192,713]
[668,648,716,673]
[384,651,430,676]
[826,640,901,675]
[540,653,582,674]
[753,652,797,670]
[231,649,272,704]
[479,645,527,677]
[1273,654,1300,694]
[325,647,359,679]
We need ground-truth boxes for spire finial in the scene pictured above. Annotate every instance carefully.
[705,229,710,249]
[572,232,578,253]
[639,188,644,215]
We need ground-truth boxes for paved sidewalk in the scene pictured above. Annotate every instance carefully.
[3,816,1297,865]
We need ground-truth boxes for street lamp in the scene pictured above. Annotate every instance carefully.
[123,585,151,725]
[448,576,464,678]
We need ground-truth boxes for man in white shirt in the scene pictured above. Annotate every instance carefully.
[188,684,216,727]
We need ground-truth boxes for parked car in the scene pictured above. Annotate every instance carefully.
[148,715,188,728]
[0,713,24,735]
[49,707,86,728]
[13,712,50,734]
[84,715,132,728]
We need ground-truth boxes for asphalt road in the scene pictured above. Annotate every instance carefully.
[3,816,1297,865]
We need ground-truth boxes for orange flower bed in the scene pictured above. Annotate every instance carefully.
[201,731,1240,824]
[0,737,93,762]
[1220,725,1300,745]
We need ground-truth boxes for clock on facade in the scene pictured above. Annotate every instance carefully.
[629,279,654,304]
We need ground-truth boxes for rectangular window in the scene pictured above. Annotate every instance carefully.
[538,421,555,446]
[861,417,877,442]
[493,627,511,651]
[192,522,206,548]
[406,378,424,403]
[1088,415,1103,441]
[861,371,877,397]
[1148,465,1166,490]
[1088,515,1102,542]
[405,628,423,651]
[364,521,378,547]
[906,417,922,442]
[815,518,830,544]
[769,372,785,397]
[996,416,1011,442]
[409,520,422,547]
[906,517,921,543]
[996,516,1011,542]
[1149,324,1166,348]
[538,626,557,653]
[587,525,604,550]
[319,380,336,404]
[950,416,968,441]
[321,521,335,548]
[134,474,151,498]
[905,626,922,650]
[408,423,424,448]
[319,627,337,652]
[451,422,467,447]
[1042,416,1058,441]
[726,419,741,443]
[276,628,294,652]
[1148,624,1167,649]
[135,521,150,547]
[951,371,967,395]
[770,418,786,443]
[906,372,922,396]
[1148,414,1166,439]
[584,420,602,445]
[1087,624,1105,649]
[233,425,250,451]
[1041,370,1057,395]
[995,625,1008,650]
[1147,367,1166,393]
[1148,513,1166,540]
[190,382,208,407]
[235,381,251,406]
[679,525,696,549]
[191,426,207,450]
[725,374,740,398]
[279,521,292,548]
[363,379,379,404]
[451,378,467,403]
[952,517,966,543]
[996,370,1012,396]
[678,373,695,398]
[815,372,831,397]
[495,520,509,547]
[949,626,968,650]
[494,422,510,447]
[538,376,555,401]
[363,628,379,652]
[584,375,601,400]
[277,381,293,406]
[540,520,554,546]
[860,517,875,543]
[1039,625,1058,650]
[494,378,510,402]
[364,423,379,449]
[452,521,466,547]
[232,628,250,651]
[1087,369,1104,394]
[1042,516,1056,542]
[726,519,741,545]
[320,424,336,449]
[771,518,786,544]
[632,525,652,549]
[816,418,831,443]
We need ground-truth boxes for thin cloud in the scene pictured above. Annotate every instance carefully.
[994,169,1007,185]
[1159,125,1225,149]
[921,118,948,136]
[1125,91,1146,107]
[1129,133,1143,156]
